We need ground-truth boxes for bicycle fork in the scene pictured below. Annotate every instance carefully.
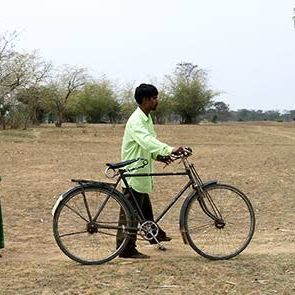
[179,180,219,245]
[189,162,224,225]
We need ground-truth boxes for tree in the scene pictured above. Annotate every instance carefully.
[0,31,23,129]
[0,31,50,129]
[16,85,50,127]
[285,110,295,121]
[236,109,254,121]
[153,87,173,124]
[208,101,231,122]
[166,62,217,123]
[14,61,52,127]
[72,80,120,123]
[44,65,88,127]
[235,109,267,121]
[264,110,281,121]
[119,83,136,122]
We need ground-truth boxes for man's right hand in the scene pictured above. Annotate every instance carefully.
[156,155,173,165]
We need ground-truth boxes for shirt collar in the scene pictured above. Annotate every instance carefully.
[137,107,150,122]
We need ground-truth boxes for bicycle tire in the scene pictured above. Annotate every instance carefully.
[183,183,255,260]
[53,183,132,265]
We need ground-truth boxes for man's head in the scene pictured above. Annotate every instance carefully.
[134,83,158,112]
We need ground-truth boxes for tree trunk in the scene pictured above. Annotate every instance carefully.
[55,120,62,127]
[55,111,63,127]
[183,115,192,124]
[0,117,6,130]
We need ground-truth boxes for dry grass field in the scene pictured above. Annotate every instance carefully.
[0,122,295,294]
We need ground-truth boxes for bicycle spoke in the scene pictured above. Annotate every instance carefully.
[96,230,117,237]
[93,194,111,221]
[188,223,213,233]
[64,203,89,222]
[60,230,89,238]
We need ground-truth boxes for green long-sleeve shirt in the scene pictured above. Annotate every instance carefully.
[121,107,173,193]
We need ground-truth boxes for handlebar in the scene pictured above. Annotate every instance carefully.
[171,146,192,160]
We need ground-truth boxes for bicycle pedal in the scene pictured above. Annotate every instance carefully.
[157,244,167,251]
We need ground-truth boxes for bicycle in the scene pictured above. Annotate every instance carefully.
[52,149,255,264]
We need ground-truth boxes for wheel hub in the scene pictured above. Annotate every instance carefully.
[215,220,225,229]
[87,222,98,234]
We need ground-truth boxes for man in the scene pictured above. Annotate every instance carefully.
[117,83,186,259]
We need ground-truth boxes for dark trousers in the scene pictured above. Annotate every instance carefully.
[116,188,165,253]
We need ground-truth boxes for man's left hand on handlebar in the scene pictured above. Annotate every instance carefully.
[172,146,192,156]
[157,146,192,166]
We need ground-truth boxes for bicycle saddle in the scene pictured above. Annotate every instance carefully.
[106,158,140,170]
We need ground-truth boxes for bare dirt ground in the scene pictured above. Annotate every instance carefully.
[0,122,294,294]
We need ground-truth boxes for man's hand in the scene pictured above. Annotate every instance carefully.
[156,155,173,166]
[172,146,192,156]
[156,147,192,167]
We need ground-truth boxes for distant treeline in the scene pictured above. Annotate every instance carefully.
[200,107,295,124]
[1,31,294,130]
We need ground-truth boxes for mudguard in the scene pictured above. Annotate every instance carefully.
[179,180,217,244]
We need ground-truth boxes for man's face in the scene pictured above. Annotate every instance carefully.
[148,95,158,111]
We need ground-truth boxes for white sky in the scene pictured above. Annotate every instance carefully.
[1,0,295,111]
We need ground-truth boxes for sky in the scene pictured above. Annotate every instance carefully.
[0,0,295,111]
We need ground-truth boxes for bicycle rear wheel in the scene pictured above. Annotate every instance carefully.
[53,183,132,264]
[184,183,255,260]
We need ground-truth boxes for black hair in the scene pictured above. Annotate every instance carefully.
[134,83,158,105]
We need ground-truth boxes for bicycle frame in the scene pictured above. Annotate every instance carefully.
[110,157,221,227]
[67,156,222,236]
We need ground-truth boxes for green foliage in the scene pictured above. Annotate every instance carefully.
[119,84,136,121]
[166,62,217,123]
[211,114,218,123]
[153,88,173,124]
[0,102,11,130]
[8,102,30,129]
[43,66,88,127]
[39,85,60,115]
[73,80,120,123]
[287,110,295,121]
[203,101,231,123]
[0,31,52,129]
[15,86,47,125]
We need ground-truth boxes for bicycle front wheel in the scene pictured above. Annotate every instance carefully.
[184,183,255,260]
[53,183,132,264]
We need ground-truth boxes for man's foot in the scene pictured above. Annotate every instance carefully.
[119,249,150,259]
